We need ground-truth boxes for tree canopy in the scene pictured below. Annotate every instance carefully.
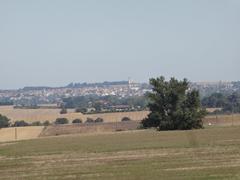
[201,92,240,113]
[142,76,206,130]
[72,119,83,124]
[0,114,10,128]
[55,118,69,125]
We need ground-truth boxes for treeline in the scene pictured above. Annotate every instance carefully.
[62,95,148,113]
[0,114,51,128]
[201,92,240,113]
[0,99,13,106]
[0,114,132,128]
[54,116,131,124]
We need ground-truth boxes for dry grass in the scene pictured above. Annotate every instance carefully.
[206,108,222,113]
[204,114,240,126]
[0,106,67,122]
[1,106,240,126]
[1,127,240,179]
[1,105,240,126]
[0,106,149,123]
[0,126,43,142]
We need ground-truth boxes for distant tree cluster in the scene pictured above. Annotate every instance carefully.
[54,117,105,125]
[60,108,68,114]
[0,114,10,128]
[201,93,226,108]
[0,115,107,128]
[202,92,240,113]
[0,101,14,106]
[72,119,82,124]
[142,76,206,131]
[12,120,51,127]
[95,117,104,123]
[62,95,148,113]
[0,114,51,128]
[75,107,87,113]
[13,120,29,127]
[85,118,94,123]
[85,117,104,123]
[121,117,131,122]
[55,118,69,124]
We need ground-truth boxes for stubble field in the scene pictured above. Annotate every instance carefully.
[1,106,240,126]
[0,127,240,179]
[0,106,149,123]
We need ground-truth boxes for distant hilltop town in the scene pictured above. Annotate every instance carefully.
[0,80,239,107]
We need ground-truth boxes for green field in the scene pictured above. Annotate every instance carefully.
[0,127,240,180]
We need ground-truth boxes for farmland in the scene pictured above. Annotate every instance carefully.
[1,105,240,143]
[0,106,149,123]
[0,126,43,142]
[1,106,240,126]
[0,126,240,179]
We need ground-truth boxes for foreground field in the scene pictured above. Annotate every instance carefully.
[0,127,240,179]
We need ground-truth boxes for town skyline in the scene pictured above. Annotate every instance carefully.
[0,78,239,90]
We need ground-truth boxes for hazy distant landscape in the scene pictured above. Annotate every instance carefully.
[1,81,240,107]
[1,0,240,179]
[1,80,240,179]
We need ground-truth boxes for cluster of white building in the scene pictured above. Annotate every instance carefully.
[0,83,151,105]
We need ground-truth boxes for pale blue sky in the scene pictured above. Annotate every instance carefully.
[0,0,239,89]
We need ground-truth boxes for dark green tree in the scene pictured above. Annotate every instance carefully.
[201,93,227,108]
[93,102,102,112]
[13,120,29,127]
[224,92,240,113]
[31,121,42,126]
[72,119,83,124]
[43,120,50,126]
[60,108,67,114]
[201,92,240,113]
[121,117,131,122]
[95,117,104,123]
[0,114,10,128]
[85,118,94,123]
[75,107,87,114]
[142,76,206,130]
[55,118,69,125]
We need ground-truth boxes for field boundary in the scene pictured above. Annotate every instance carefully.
[40,121,141,137]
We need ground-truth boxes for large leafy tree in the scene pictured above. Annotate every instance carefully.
[142,76,206,130]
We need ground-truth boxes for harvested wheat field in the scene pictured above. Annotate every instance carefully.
[204,114,240,126]
[1,106,240,127]
[1,126,240,179]
[0,106,149,123]
[0,126,44,142]
[0,106,70,123]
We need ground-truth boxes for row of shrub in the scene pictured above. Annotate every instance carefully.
[54,117,131,125]
[12,120,50,127]
[12,117,131,127]
[0,113,132,128]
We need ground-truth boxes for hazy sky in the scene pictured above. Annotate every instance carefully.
[0,0,239,89]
